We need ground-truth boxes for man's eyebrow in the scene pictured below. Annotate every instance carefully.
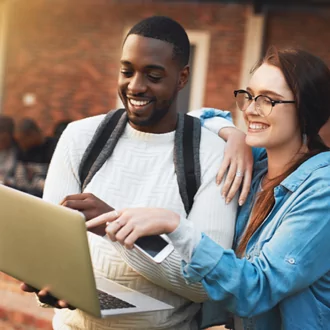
[144,65,165,71]
[120,61,165,71]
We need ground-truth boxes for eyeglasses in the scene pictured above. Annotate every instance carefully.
[234,89,295,117]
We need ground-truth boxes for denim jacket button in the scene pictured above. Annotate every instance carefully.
[288,258,295,264]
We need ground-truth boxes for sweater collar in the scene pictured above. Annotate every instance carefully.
[124,123,175,143]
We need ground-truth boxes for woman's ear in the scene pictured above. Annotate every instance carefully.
[319,117,330,147]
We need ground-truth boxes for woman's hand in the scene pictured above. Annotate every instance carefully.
[217,127,253,206]
[86,208,180,249]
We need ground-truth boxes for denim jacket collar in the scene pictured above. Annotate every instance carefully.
[253,151,330,193]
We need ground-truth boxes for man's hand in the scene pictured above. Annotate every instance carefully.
[20,283,75,310]
[217,127,253,206]
[61,193,114,236]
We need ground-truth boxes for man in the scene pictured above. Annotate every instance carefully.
[6,118,57,197]
[22,16,248,329]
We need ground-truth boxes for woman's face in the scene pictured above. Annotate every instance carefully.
[244,63,301,151]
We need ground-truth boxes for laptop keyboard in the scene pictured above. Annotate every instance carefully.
[97,289,136,310]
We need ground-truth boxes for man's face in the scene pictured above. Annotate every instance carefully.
[118,34,188,132]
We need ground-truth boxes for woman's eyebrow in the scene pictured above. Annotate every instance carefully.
[247,87,285,99]
[257,89,285,99]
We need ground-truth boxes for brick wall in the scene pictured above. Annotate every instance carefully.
[265,8,330,66]
[2,2,330,135]
[2,0,246,135]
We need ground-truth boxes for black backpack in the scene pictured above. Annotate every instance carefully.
[78,108,201,215]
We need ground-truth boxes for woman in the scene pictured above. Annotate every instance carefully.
[88,47,330,329]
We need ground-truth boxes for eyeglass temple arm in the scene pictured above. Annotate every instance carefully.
[274,100,295,104]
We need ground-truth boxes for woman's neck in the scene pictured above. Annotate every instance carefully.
[266,140,308,179]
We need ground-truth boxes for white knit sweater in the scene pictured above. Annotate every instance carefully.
[43,112,237,330]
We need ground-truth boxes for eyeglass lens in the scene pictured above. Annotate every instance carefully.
[236,92,272,117]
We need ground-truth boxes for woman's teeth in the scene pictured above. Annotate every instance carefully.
[249,122,269,130]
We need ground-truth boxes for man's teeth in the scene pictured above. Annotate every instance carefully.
[129,99,150,106]
[249,123,268,130]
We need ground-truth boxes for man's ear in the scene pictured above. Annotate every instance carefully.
[177,65,190,91]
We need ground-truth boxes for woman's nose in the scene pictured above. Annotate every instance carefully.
[245,99,258,116]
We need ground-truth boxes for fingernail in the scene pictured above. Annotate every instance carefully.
[239,200,244,206]
[106,222,110,226]
[226,199,230,204]
[221,193,225,198]
[216,180,220,185]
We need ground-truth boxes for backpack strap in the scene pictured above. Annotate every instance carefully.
[79,109,126,191]
[79,110,201,216]
[174,113,201,215]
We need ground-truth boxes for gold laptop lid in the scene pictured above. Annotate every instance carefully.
[0,184,101,318]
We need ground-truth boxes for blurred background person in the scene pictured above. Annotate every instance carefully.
[53,120,71,140]
[0,115,18,184]
[5,118,57,197]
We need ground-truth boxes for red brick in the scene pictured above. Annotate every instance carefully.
[266,10,330,66]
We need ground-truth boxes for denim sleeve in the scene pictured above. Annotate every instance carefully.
[182,185,330,318]
[199,108,233,125]
[189,108,234,135]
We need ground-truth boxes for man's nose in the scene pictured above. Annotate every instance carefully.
[128,74,147,94]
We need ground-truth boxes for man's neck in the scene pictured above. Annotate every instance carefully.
[128,112,178,134]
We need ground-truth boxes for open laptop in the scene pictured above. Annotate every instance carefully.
[0,184,173,318]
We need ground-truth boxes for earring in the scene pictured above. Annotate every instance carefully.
[302,133,308,145]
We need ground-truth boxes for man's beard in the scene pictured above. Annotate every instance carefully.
[128,93,177,128]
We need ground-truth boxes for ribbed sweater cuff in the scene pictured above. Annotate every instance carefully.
[167,216,202,263]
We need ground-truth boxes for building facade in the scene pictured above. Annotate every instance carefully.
[0,0,330,134]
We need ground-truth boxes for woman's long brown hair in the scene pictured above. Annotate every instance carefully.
[236,47,330,257]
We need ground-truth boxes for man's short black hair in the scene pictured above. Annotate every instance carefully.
[126,16,190,67]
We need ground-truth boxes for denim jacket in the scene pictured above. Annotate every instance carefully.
[182,147,330,330]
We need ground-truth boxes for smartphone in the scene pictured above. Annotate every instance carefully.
[134,235,174,263]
